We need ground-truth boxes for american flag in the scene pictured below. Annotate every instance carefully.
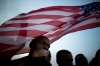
[0,2,100,58]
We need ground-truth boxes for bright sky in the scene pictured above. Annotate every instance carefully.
[0,0,100,66]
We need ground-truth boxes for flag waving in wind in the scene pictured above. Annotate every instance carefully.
[0,2,100,58]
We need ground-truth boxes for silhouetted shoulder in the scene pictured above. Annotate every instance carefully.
[10,56,28,66]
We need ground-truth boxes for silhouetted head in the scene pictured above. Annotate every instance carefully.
[95,49,100,66]
[95,49,100,59]
[29,36,50,51]
[75,54,88,66]
[56,50,73,66]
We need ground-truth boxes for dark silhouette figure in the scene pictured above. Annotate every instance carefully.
[2,36,51,66]
[89,49,100,66]
[75,54,88,66]
[56,50,73,66]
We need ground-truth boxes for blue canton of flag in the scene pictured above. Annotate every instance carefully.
[79,2,100,16]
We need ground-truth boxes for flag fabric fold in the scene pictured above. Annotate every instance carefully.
[0,2,100,58]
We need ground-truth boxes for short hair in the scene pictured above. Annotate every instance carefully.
[29,36,49,49]
[75,54,85,60]
[56,50,72,60]
[75,54,88,65]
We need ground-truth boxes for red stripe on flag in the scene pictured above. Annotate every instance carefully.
[16,47,30,54]
[10,15,66,20]
[0,23,36,28]
[28,6,80,14]
[10,14,81,21]
[26,30,46,38]
[0,43,15,51]
[0,30,46,37]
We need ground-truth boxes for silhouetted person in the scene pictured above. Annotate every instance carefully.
[75,54,88,66]
[89,49,100,66]
[3,36,51,66]
[56,50,73,66]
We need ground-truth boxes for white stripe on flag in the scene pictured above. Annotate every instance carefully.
[0,24,57,32]
[0,36,33,45]
[5,19,52,24]
[58,17,74,22]
[16,11,76,18]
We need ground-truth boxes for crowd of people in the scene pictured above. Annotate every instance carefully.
[0,36,99,66]
[58,49,100,66]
